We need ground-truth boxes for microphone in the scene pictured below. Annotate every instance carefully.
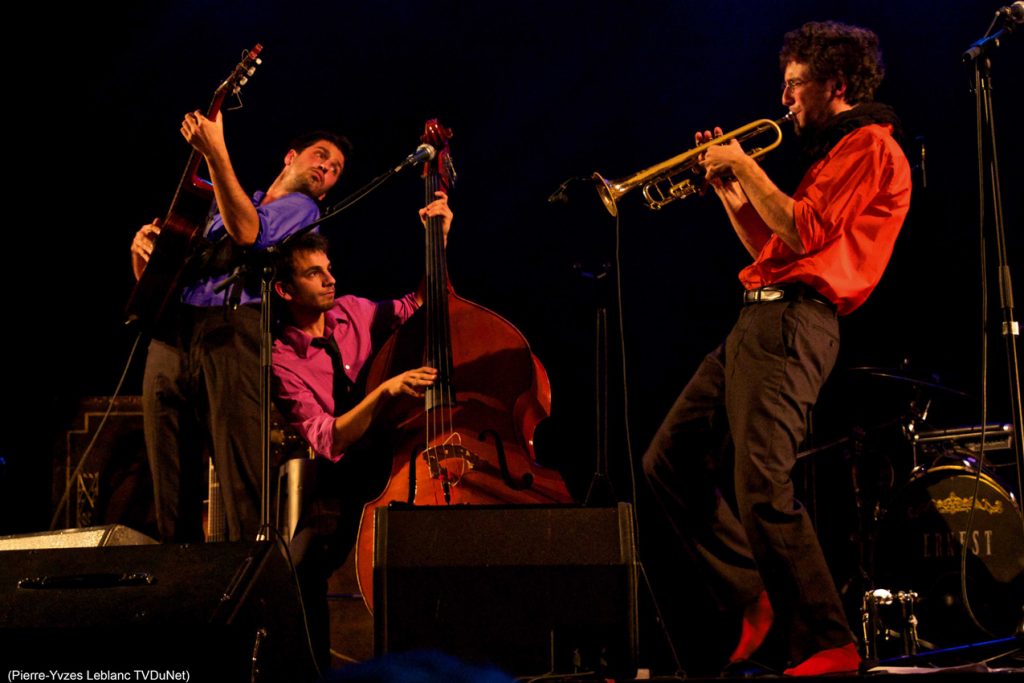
[963,2,1023,61]
[997,1,1024,23]
[913,136,927,189]
[547,175,588,204]
[393,143,436,173]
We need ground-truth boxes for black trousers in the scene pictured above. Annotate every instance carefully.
[643,298,851,663]
[142,304,264,542]
[288,447,390,669]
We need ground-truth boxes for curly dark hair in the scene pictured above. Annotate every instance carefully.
[779,21,884,104]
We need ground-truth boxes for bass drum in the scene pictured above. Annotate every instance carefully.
[874,465,1024,647]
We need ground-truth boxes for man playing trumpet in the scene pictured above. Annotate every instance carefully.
[643,21,911,675]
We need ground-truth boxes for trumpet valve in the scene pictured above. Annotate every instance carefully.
[642,183,671,210]
[668,179,700,201]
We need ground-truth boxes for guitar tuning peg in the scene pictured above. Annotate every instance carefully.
[238,76,249,86]
[255,58,262,65]
[246,67,256,77]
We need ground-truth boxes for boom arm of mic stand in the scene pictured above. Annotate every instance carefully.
[276,164,405,251]
[962,23,1017,62]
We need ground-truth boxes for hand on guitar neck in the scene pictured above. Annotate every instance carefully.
[181,109,259,246]
[181,109,226,160]
[130,110,255,281]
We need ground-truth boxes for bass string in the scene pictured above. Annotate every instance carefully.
[424,168,456,468]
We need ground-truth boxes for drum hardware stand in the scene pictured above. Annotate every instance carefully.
[903,397,932,471]
[861,588,920,663]
[914,423,1015,465]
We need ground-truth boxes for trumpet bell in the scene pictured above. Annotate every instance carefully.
[592,172,622,217]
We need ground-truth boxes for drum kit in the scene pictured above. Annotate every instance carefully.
[817,366,1024,661]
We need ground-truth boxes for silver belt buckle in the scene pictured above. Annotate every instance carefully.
[748,287,784,302]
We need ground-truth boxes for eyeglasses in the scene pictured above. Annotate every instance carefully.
[781,78,811,92]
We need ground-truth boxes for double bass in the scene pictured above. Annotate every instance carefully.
[355,120,573,610]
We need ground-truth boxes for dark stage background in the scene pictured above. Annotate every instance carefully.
[5,0,1022,674]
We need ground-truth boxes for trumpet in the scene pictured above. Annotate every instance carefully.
[593,113,793,216]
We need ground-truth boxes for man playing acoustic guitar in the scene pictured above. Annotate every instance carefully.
[131,110,348,543]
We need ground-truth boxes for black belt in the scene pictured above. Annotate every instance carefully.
[742,283,836,310]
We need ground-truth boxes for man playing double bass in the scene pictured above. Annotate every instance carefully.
[642,21,911,675]
[270,196,451,665]
[271,199,450,461]
[131,109,349,543]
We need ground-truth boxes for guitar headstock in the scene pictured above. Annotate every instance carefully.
[191,44,264,186]
[421,119,455,191]
[214,44,264,107]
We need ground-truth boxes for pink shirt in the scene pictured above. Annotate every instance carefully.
[273,293,418,459]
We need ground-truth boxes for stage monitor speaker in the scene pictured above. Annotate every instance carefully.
[0,524,156,551]
[373,503,638,677]
[0,541,315,680]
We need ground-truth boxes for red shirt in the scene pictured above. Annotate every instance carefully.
[739,124,912,315]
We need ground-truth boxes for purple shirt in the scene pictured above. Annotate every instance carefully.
[272,293,419,460]
[181,191,321,307]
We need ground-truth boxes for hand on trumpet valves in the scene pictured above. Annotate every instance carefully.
[698,127,751,183]
[694,127,746,207]
[694,127,725,192]
[695,127,724,146]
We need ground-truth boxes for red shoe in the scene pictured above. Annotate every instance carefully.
[783,643,861,676]
[728,590,774,663]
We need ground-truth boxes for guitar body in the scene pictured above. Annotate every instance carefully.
[126,183,214,328]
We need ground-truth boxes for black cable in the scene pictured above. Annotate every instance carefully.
[611,210,686,677]
[613,212,641,535]
[960,56,996,640]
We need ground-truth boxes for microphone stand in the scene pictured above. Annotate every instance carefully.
[214,149,429,541]
[574,261,617,506]
[550,179,685,676]
[962,10,1023,638]
[551,175,619,504]
[963,14,1023,514]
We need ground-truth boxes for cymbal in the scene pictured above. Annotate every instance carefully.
[847,366,972,398]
